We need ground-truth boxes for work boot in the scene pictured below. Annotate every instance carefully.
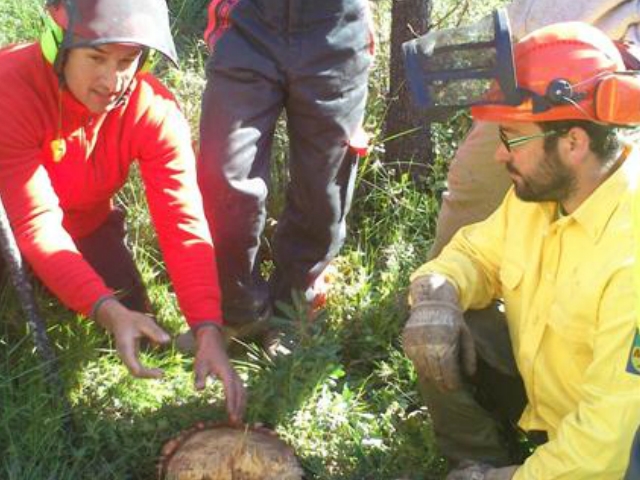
[261,264,339,358]
[260,327,295,359]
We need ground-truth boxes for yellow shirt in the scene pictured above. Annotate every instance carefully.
[413,149,640,479]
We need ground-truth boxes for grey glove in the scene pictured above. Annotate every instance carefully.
[446,461,492,480]
[485,466,518,480]
[402,281,476,391]
[446,462,518,480]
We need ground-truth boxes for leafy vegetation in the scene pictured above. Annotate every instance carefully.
[0,1,500,478]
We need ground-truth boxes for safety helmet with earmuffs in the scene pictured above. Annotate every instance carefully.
[40,0,178,74]
[471,22,640,126]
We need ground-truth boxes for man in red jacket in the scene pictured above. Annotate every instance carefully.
[0,0,245,423]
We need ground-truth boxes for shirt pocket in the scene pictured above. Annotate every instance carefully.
[500,261,524,291]
[499,261,524,324]
[547,302,595,358]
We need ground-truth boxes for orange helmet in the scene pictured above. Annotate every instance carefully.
[471,22,640,125]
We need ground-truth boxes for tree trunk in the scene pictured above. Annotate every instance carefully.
[385,0,433,181]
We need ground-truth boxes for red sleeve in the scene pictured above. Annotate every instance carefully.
[0,47,112,316]
[130,76,223,327]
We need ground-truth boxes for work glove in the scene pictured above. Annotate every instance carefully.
[446,462,518,480]
[402,278,476,391]
[485,466,519,480]
[446,461,491,480]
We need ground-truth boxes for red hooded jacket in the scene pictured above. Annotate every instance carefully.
[0,42,221,327]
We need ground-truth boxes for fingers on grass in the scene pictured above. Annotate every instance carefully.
[194,361,209,391]
[139,317,171,345]
[119,339,163,379]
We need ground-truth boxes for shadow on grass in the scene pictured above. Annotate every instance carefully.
[0,296,349,479]
[0,242,444,480]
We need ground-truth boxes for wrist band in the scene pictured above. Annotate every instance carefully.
[191,321,223,335]
[90,294,117,321]
[411,299,462,313]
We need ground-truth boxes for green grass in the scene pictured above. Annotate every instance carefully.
[0,1,503,478]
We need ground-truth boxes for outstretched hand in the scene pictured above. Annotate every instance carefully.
[194,325,246,426]
[94,297,171,378]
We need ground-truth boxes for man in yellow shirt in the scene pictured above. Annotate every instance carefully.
[403,22,640,480]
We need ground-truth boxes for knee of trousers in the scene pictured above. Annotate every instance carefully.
[203,179,269,239]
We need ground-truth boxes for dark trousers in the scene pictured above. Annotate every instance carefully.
[74,209,149,313]
[417,304,533,467]
[626,426,640,480]
[198,0,371,326]
[0,209,149,315]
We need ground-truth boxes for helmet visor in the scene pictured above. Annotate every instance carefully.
[403,9,519,119]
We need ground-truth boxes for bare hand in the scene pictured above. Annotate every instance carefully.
[94,298,171,378]
[194,325,246,426]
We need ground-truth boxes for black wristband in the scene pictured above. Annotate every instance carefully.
[191,321,223,335]
[90,294,117,321]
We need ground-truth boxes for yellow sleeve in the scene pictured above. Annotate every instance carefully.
[514,268,640,480]
[635,177,640,331]
[411,190,515,310]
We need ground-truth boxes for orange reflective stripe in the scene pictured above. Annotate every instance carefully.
[204,0,241,51]
[203,0,222,45]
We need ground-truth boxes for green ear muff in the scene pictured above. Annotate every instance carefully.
[40,15,64,65]
[139,50,156,73]
[40,12,157,73]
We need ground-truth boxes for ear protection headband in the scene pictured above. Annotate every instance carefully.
[523,67,640,126]
[472,24,640,126]
[513,72,640,126]
[526,41,640,119]
[39,8,156,73]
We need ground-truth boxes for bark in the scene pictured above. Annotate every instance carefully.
[385,0,433,181]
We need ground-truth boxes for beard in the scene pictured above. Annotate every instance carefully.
[507,148,576,203]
